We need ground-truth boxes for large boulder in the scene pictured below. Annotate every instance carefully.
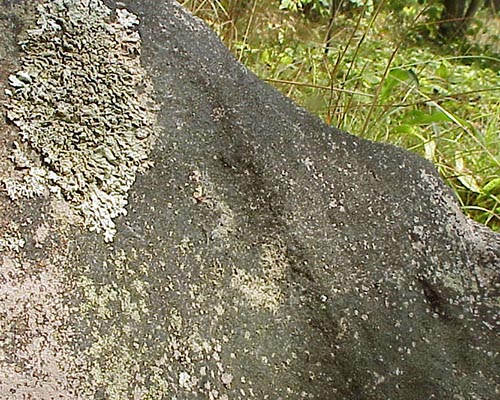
[0,1,498,398]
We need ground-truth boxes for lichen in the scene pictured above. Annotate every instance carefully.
[188,168,236,242]
[4,0,158,241]
[0,224,25,253]
[231,242,288,313]
[3,168,47,200]
[75,249,235,399]
[0,254,86,399]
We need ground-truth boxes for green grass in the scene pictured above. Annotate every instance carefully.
[182,0,500,231]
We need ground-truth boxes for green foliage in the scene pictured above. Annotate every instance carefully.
[279,0,375,16]
[183,0,500,231]
[279,0,307,12]
[349,0,374,13]
[279,0,331,18]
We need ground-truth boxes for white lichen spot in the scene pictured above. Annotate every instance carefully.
[178,371,191,388]
[3,167,49,200]
[0,227,26,253]
[4,0,158,242]
[220,372,233,387]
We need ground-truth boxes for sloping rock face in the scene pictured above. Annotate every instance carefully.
[0,1,499,399]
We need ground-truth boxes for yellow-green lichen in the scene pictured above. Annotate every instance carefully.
[231,242,288,313]
[76,251,157,398]
[75,249,237,398]
[4,0,158,242]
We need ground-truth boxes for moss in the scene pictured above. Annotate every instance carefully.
[4,0,158,242]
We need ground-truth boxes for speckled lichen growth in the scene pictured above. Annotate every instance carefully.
[5,0,157,241]
[231,242,288,313]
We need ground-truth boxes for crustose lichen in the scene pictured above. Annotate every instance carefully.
[4,0,158,241]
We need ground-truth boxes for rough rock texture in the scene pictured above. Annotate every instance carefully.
[0,1,499,399]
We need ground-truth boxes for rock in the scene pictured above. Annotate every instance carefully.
[0,1,498,399]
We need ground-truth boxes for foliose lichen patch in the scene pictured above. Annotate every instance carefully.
[0,222,25,252]
[4,0,158,241]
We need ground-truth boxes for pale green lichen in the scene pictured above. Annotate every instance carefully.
[75,249,237,398]
[3,167,48,200]
[0,227,25,253]
[4,0,158,241]
[231,242,288,313]
[188,168,237,243]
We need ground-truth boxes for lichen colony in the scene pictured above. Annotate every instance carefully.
[5,0,157,241]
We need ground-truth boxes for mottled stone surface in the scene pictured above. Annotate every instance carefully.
[0,1,499,399]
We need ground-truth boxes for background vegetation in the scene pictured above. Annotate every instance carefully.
[182,0,500,231]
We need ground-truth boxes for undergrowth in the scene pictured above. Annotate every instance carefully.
[182,0,500,231]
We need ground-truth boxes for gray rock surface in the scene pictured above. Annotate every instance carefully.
[0,1,499,399]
